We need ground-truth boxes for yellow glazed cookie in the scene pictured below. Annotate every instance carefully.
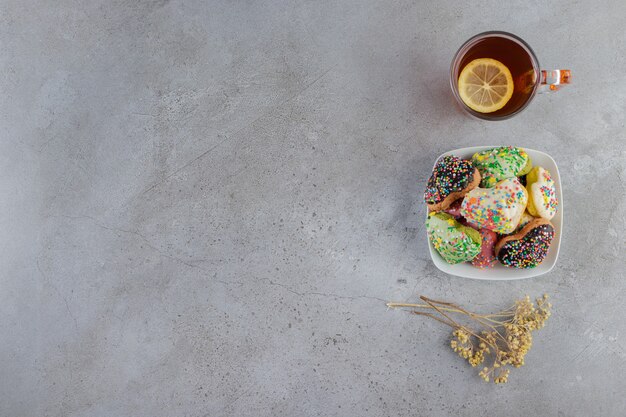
[526,167,558,220]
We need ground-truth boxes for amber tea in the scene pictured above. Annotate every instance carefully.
[450,32,571,120]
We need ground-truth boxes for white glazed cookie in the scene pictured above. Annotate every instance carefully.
[460,178,528,235]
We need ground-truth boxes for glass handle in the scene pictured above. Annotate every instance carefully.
[538,69,571,93]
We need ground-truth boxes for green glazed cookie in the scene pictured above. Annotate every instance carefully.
[426,212,482,264]
[471,146,531,188]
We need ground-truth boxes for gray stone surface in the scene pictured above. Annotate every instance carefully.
[2,0,625,415]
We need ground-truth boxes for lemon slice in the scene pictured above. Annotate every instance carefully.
[458,58,514,113]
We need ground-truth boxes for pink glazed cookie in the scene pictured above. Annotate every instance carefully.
[471,228,498,269]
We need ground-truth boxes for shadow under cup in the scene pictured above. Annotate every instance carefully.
[450,32,540,121]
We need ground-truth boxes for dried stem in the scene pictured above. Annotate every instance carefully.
[388,297,508,347]
[420,296,463,328]
[412,311,457,328]
[387,294,552,383]
[387,302,467,315]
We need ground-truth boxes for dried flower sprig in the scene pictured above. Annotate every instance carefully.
[387,294,551,384]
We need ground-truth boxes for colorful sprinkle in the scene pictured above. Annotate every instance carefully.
[471,146,529,188]
[426,213,481,264]
[498,224,555,268]
[424,156,474,204]
[460,178,527,234]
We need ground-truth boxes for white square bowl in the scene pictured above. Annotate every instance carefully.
[426,146,563,280]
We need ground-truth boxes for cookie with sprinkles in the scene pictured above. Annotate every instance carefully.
[496,218,555,268]
[460,177,528,235]
[471,146,531,188]
[526,166,558,220]
[424,155,481,212]
[471,228,498,269]
[426,212,482,264]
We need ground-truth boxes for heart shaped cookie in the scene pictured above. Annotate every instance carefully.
[526,166,558,220]
[426,212,482,264]
[471,146,531,188]
[460,177,528,234]
[496,218,555,268]
[424,155,481,212]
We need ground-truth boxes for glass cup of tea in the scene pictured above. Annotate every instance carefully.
[450,31,571,121]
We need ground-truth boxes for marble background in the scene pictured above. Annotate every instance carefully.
[2,0,625,415]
